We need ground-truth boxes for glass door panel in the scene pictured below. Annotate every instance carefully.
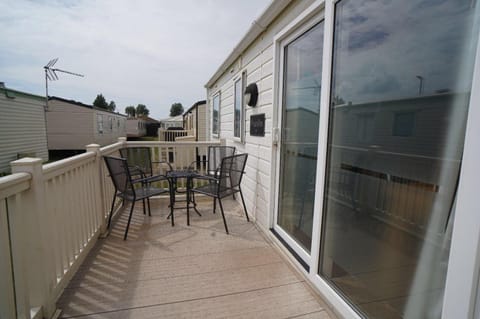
[276,21,324,253]
[319,0,479,318]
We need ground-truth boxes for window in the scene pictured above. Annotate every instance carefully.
[212,93,220,136]
[97,114,103,134]
[234,76,243,139]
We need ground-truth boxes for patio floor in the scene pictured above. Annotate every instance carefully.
[57,197,335,319]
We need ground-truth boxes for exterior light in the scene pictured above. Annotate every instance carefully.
[244,83,258,107]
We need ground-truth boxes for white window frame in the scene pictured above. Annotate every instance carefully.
[212,92,220,138]
[233,75,244,141]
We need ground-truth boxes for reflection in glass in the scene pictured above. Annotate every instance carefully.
[277,22,324,252]
[319,0,478,318]
[234,78,242,138]
[212,94,219,135]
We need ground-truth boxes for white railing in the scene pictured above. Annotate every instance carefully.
[0,137,221,319]
[158,128,194,141]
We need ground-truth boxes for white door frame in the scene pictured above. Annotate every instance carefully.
[269,1,480,318]
[271,0,326,268]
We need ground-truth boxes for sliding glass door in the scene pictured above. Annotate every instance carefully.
[318,0,479,318]
[275,20,324,258]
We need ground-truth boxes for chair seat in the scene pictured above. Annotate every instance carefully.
[120,186,169,201]
[192,184,236,198]
[188,153,249,234]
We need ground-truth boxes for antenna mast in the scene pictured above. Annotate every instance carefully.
[44,58,84,109]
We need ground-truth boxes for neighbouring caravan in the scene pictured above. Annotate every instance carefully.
[183,100,207,141]
[126,117,147,138]
[0,84,48,175]
[205,1,480,318]
[159,114,183,129]
[46,96,127,152]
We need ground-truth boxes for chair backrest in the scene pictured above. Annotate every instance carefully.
[103,156,133,194]
[119,147,153,176]
[208,146,235,175]
[218,153,248,192]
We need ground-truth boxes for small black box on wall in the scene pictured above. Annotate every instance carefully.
[250,114,265,137]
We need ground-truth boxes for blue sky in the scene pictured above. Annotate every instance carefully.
[0,0,271,119]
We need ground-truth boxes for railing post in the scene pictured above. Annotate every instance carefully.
[86,144,107,235]
[118,136,127,146]
[11,158,56,319]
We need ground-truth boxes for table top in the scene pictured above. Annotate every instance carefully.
[166,170,199,179]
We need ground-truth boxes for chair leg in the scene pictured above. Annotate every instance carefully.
[147,198,151,216]
[186,191,190,226]
[218,198,229,234]
[239,188,250,222]
[107,193,117,229]
[213,197,216,214]
[124,201,135,240]
[142,199,146,215]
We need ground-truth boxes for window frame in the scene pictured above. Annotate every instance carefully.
[212,92,221,138]
[233,75,244,141]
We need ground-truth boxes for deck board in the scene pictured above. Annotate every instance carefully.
[57,198,336,319]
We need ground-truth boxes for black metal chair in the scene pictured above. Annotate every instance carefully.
[189,153,249,234]
[188,146,236,201]
[103,155,171,240]
[189,146,235,177]
[119,147,172,181]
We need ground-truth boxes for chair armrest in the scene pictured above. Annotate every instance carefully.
[129,165,147,179]
[152,160,173,172]
[191,174,218,183]
[187,159,209,171]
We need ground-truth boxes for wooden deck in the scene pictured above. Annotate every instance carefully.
[57,197,335,319]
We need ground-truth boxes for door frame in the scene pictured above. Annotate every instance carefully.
[271,0,326,270]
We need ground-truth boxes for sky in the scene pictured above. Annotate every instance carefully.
[0,0,271,119]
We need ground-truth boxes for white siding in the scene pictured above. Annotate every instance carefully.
[47,100,94,150]
[126,118,147,137]
[206,0,315,230]
[46,99,126,149]
[197,103,207,141]
[94,110,127,143]
[0,89,48,174]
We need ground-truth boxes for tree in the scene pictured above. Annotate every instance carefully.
[169,102,184,117]
[125,106,136,117]
[93,94,108,110]
[136,104,150,117]
[108,101,116,112]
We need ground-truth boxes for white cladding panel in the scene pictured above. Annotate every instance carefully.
[0,91,48,174]
[46,99,126,149]
[206,0,316,230]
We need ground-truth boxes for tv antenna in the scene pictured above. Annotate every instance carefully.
[44,58,84,108]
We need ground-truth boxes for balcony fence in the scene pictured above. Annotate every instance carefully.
[0,137,220,319]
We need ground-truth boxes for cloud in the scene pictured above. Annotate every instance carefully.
[0,0,271,118]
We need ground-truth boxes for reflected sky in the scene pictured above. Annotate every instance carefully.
[332,0,478,105]
[285,22,324,113]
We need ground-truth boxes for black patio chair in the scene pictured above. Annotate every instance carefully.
[189,153,249,234]
[188,145,236,201]
[103,155,171,240]
[119,147,172,181]
[189,145,235,177]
